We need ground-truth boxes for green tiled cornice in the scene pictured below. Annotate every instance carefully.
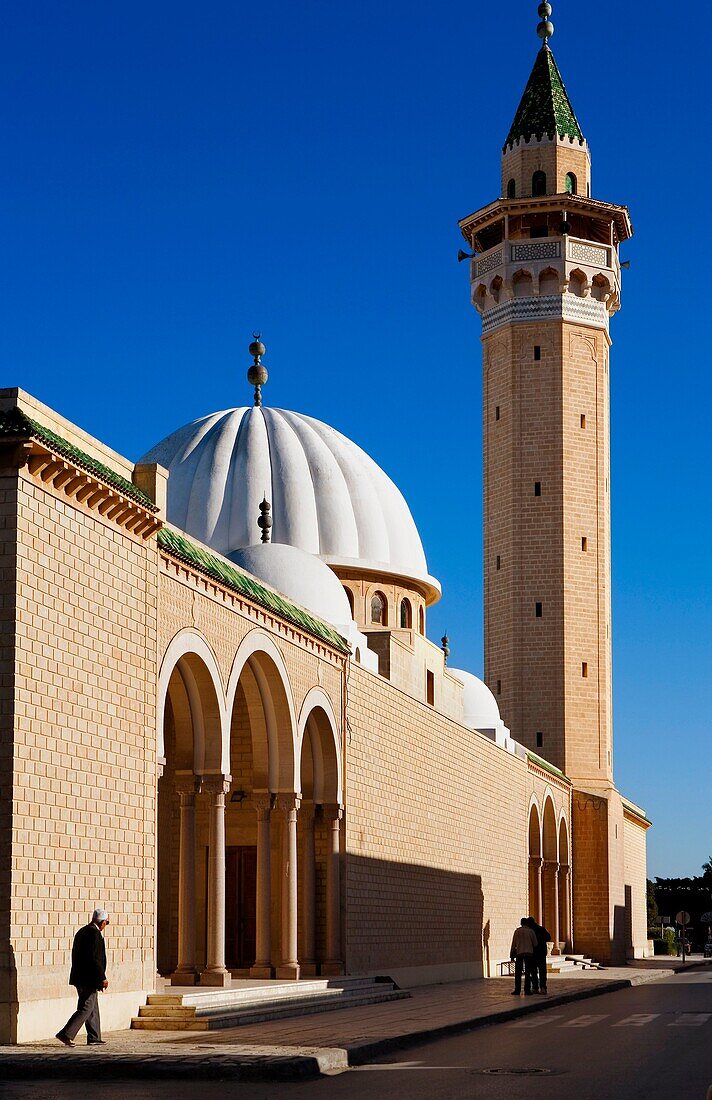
[505,46,584,149]
[0,406,159,512]
[157,527,350,655]
[526,749,572,784]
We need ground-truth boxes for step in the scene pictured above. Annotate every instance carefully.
[133,977,409,1031]
[202,988,409,1030]
[138,1005,198,1018]
[130,1017,209,1031]
[149,976,389,1011]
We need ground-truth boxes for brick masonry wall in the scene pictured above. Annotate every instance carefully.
[344,662,569,978]
[623,815,649,959]
[483,319,613,786]
[8,467,158,1030]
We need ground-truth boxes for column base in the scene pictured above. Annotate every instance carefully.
[200,968,231,987]
[320,960,345,977]
[249,964,273,980]
[275,963,300,981]
[300,961,318,978]
[170,970,199,986]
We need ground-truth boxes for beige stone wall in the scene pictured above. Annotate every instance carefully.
[343,661,569,983]
[483,318,613,786]
[5,465,159,1042]
[623,813,649,959]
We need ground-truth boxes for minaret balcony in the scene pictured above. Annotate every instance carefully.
[470,234,621,320]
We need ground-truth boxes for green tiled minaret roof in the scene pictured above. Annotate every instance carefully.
[504,45,584,150]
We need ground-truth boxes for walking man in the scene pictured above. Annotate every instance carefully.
[510,916,538,996]
[525,916,552,993]
[56,908,110,1047]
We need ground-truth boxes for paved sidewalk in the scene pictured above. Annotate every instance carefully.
[0,964,684,1081]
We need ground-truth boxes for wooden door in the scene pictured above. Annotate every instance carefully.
[225,846,257,968]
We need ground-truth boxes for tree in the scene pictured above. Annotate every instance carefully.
[702,857,712,878]
[647,879,659,928]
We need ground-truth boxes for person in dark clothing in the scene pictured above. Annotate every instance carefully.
[510,917,538,995]
[56,909,110,1046]
[525,916,552,993]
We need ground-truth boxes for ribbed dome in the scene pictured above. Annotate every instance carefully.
[140,407,440,602]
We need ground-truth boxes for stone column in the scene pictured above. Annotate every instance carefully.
[559,862,571,949]
[300,803,317,977]
[171,774,201,986]
[321,804,344,976]
[542,859,558,946]
[528,855,543,922]
[250,794,274,979]
[201,775,232,986]
[275,795,301,980]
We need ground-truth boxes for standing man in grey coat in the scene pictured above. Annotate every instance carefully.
[56,909,110,1047]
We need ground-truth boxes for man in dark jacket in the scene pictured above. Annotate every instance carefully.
[56,909,110,1046]
[525,916,552,993]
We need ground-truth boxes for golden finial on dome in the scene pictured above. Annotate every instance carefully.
[247,333,268,406]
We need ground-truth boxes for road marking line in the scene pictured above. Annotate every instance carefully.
[669,1014,711,1027]
[612,1014,660,1027]
[510,1015,564,1028]
[561,1014,608,1028]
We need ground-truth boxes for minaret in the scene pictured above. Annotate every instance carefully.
[460,6,632,960]
[460,4,631,787]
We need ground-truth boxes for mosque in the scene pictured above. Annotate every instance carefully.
[0,5,650,1043]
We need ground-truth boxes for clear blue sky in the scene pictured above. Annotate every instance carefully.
[2,1,709,877]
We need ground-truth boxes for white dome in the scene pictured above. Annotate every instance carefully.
[140,407,440,601]
[228,543,352,628]
[448,668,502,729]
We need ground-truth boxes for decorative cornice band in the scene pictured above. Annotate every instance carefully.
[481,294,608,334]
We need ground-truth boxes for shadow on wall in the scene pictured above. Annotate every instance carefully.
[344,855,485,978]
[0,475,19,1043]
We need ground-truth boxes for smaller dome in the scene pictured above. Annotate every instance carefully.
[228,543,352,628]
[448,668,502,729]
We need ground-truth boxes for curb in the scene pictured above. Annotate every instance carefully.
[345,978,637,1065]
[0,974,673,1081]
[0,1047,349,1082]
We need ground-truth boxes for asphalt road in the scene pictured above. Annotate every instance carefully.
[1,970,710,1100]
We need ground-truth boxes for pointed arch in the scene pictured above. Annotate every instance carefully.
[157,628,227,773]
[297,687,343,806]
[226,629,298,792]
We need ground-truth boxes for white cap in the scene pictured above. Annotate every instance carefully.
[92,908,110,924]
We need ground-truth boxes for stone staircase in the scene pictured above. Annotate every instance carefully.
[131,976,409,1031]
[547,953,604,973]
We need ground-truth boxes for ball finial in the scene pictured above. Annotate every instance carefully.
[247,333,268,406]
[536,0,553,41]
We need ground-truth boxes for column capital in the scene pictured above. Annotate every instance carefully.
[274,793,301,815]
[542,859,559,872]
[322,803,344,822]
[252,792,274,814]
[202,774,232,798]
[529,854,543,867]
[175,773,201,800]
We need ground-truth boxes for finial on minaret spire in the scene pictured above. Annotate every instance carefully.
[257,496,272,543]
[536,1,554,44]
[247,334,268,406]
[441,633,450,665]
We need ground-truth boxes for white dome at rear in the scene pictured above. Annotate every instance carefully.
[140,406,440,601]
[448,668,502,729]
[228,543,352,628]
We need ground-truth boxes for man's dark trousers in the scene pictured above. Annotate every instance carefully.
[513,954,535,994]
[62,988,101,1042]
[534,952,547,992]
